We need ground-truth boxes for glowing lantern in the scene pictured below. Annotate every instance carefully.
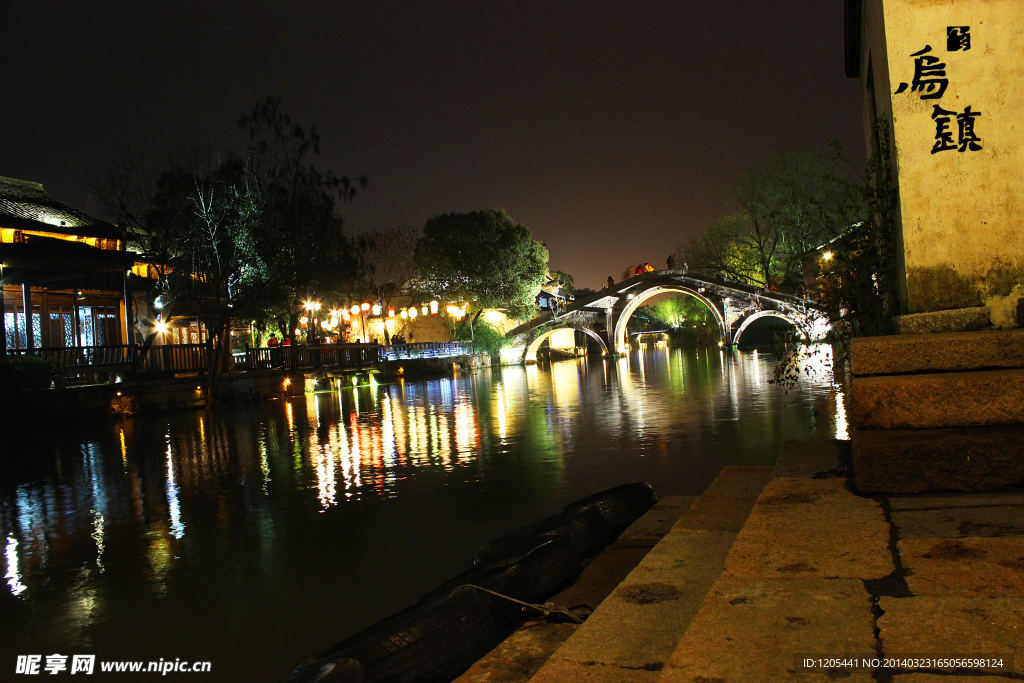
[360,302,370,312]
[429,300,439,315]
[350,305,360,315]
[409,307,418,319]
[372,304,381,316]
[400,310,408,319]
[388,308,395,318]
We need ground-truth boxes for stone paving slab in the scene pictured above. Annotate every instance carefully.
[614,496,696,547]
[456,622,580,683]
[852,425,1024,493]
[533,530,737,678]
[893,307,991,335]
[673,466,772,533]
[528,658,663,683]
[771,439,844,479]
[850,328,1024,377]
[888,489,1024,511]
[891,506,1024,539]
[893,674,1017,682]
[660,576,876,682]
[898,537,1024,597]
[725,478,894,580]
[850,369,1024,430]
[878,596,1023,675]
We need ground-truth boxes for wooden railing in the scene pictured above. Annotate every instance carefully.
[244,341,475,371]
[5,339,476,377]
[137,341,212,375]
[6,345,137,368]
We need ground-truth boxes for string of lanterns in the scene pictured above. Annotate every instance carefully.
[299,299,468,330]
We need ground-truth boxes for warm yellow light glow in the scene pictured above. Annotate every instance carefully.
[627,293,634,299]
[155,321,169,334]
[409,307,418,319]
[360,302,370,312]
[388,308,395,318]
[283,378,291,388]
[304,300,314,311]
[421,305,428,315]
[350,305,360,315]
[342,311,351,321]
[429,300,439,314]
[371,304,381,316]
[400,310,408,319]
[822,251,834,261]
[484,309,503,324]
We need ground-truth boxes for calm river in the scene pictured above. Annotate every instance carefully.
[1,346,846,681]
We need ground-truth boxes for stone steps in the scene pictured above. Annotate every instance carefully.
[525,465,773,682]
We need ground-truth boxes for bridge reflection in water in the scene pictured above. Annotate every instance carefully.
[0,346,845,683]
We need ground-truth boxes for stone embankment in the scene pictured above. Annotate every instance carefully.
[456,440,1024,682]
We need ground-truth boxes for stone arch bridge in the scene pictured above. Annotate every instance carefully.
[504,269,828,363]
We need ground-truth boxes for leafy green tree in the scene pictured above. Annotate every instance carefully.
[239,96,366,342]
[415,209,549,328]
[679,147,865,290]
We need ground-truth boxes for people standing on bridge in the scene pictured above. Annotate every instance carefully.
[634,265,643,276]
[607,275,614,288]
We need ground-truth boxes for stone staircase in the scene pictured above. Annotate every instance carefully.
[459,439,1023,683]
[527,440,891,682]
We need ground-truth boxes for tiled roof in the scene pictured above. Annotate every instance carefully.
[0,176,119,238]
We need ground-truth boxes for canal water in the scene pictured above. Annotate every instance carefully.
[1,346,846,681]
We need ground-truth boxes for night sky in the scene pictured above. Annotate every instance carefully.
[2,2,863,290]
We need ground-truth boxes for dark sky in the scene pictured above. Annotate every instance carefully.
[2,1,863,290]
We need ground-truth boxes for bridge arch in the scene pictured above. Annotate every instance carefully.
[612,286,727,354]
[732,310,807,347]
[524,325,609,362]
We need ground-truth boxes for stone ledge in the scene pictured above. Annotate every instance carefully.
[852,426,1024,494]
[877,596,1024,675]
[725,478,893,580]
[894,307,990,335]
[850,369,1024,429]
[673,466,771,533]
[898,537,1024,597]
[851,329,1024,377]
[662,577,876,682]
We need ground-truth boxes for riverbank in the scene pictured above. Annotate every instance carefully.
[456,439,1024,682]
[0,352,493,426]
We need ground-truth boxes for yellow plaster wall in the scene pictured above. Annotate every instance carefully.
[879,0,1024,313]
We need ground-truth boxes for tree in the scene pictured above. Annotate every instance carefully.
[355,226,419,344]
[678,147,865,290]
[415,209,548,331]
[238,96,366,343]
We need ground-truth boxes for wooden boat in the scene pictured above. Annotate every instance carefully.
[283,482,657,683]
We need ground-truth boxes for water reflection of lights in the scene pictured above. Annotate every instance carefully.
[91,511,105,572]
[834,388,850,439]
[496,382,508,441]
[752,349,761,386]
[259,438,271,495]
[314,447,337,510]
[5,536,27,597]
[165,438,185,539]
[119,429,128,468]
